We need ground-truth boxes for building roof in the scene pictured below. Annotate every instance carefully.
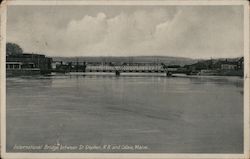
[220,61,238,65]
[7,53,47,58]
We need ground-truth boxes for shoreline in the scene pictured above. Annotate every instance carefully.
[6,72,244,80]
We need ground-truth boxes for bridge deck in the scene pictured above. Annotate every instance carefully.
[65,64,190,74]
[85,65,175,72]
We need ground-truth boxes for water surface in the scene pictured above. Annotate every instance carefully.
[6,75,243,153]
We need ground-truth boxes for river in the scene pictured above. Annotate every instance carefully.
[6,74,243,153]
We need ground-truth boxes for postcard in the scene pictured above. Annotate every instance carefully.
[0,0,249,158]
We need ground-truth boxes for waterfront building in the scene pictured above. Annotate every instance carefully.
[6,53,52,76]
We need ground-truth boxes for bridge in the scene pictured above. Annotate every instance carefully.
[54,62,191,76]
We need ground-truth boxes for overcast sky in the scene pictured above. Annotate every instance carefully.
[7,5,244,58]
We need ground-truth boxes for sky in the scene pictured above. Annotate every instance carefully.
[7,5,244,58]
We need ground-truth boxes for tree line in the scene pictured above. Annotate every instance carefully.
[6,42,23,56]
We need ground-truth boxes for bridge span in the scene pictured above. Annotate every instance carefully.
[55,62,191,76]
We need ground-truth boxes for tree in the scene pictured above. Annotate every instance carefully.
[6,42,23,56]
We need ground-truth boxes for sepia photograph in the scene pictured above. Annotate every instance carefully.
[0,0,249,158]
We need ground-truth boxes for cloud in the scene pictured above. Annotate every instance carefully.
[7,6,243,58]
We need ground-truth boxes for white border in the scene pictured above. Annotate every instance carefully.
[1,1,7,159]
[0,1,249,159]
[2,0,249,6]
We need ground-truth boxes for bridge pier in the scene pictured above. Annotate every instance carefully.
[115,71,120,76]
[166,71,172,77]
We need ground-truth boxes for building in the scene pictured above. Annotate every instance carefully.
[237,57,244,70]
[220,61,238,70]
[6,53,52,76]
[221,63,237,70]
